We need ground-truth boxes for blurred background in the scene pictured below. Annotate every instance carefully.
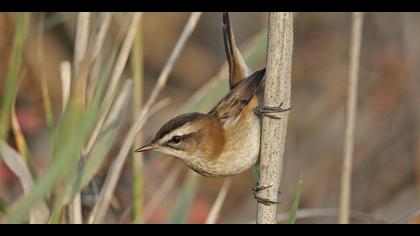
[0,12,419,224]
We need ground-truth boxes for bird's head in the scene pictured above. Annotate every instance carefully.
[135,112,225,162]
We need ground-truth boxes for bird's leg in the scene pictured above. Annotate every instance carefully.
[253,102,291,119]
[251,103,288,204]
[252,164,281,206]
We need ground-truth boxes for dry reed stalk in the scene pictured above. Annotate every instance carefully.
[256,12,293,224]
[205,178,231,224]
[74,12,90,79]
[339,12,365,224]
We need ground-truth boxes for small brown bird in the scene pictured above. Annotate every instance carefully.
[135,13,288,179]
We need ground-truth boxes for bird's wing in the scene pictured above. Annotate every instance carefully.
[209,68,265,127]
[223,12,252,89]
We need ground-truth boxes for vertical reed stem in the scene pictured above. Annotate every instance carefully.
[339,12,365,224]
[256,12,293,224]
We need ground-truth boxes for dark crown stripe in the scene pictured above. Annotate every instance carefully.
[154,112,205,141]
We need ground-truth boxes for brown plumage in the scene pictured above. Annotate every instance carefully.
[135,13,265,177]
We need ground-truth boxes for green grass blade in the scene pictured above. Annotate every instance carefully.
[131,15,144,224]
[40,77,54,139]
[0,197,7,213]
[68,118,121,201]
[81,124,118,189]
[288,177,303,224]
[37,14,54,134]
[0,13,30,139]
[90,47,118,115]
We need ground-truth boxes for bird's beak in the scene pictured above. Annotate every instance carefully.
[135,143,157,153]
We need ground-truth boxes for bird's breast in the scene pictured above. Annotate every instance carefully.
[186,102,260,177]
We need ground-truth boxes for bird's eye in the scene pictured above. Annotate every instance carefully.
[170,136,181,144]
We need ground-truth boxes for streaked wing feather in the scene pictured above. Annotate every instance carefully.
[209,68,265,126]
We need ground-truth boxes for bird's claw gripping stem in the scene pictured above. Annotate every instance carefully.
[253,102,291,119]
[252,184,281,206]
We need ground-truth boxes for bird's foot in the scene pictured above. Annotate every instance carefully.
[253,102,291,119]
[252,184,281,206]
